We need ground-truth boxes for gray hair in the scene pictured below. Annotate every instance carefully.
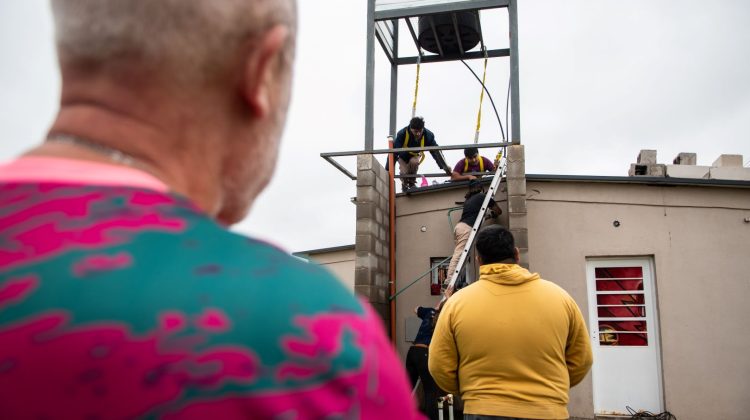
[51,0,296,82]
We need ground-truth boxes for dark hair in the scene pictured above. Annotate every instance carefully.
[409,116,425,130]
[464,147,479,158]
[475,225,516,264]
[465,180,483,199]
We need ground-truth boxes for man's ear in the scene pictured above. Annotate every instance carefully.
[241,25,289,118]
[513,247,520,263]
[476,254,483,266]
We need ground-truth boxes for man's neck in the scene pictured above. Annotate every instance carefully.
[28,100,224,218]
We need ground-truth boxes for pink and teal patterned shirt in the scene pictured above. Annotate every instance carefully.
[0,157,422,419]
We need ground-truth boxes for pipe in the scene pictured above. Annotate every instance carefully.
[388,137,397,343]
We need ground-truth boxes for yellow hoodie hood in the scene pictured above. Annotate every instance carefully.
[479,263,540,286]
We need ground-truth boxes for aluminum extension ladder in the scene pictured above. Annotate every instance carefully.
[444,163,505,292]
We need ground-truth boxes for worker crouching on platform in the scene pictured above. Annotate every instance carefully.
[450,147,495,182]
[392,117,452,192]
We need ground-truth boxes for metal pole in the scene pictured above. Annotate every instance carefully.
[389,20,399,137]
[509,0,521,144]
[388,137,397,343]
[365,0,376,150]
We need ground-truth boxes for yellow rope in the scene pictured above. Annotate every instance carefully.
[411,51,422,118]
[474,51,488,143]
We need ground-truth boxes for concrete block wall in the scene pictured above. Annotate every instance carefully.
[631,150,750,181]
[709,154,750,180]
[506,145,529,268]
[355,154,391,325]
[628,150,666,177]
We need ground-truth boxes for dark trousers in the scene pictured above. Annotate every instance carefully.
[406,345,441,420]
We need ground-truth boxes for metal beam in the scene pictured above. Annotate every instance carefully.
[365,0,376,150]
[397,48,508,65]
[405,17,421,52]
[474,10,486,52]
[389,20,399,136]
[509,0,521,144]
[321,142,511,158]
[428,16,445,57]
[451,13,465,56]
[375,0,509,21]
[322,156,357,180]
[321,142,511,180]
[375,21,395,65]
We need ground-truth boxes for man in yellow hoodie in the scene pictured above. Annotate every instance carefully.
[428,225,593,419]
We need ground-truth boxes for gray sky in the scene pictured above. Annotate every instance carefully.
[1,1,749,253]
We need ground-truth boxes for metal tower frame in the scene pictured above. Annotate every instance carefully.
[364,0,521,150]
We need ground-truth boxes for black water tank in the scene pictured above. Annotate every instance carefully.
[417,12,480,56]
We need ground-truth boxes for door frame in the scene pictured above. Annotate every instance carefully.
[585,256,665,415]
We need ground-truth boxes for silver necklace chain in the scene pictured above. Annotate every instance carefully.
[46,133,137,167]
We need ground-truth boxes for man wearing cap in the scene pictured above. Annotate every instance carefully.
[450,147,496,182]
[392,116,452,192]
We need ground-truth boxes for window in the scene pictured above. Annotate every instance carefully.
[430,257,449,295]
[593,266,648,346]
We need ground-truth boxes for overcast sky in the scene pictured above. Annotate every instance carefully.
[1,1,749,253]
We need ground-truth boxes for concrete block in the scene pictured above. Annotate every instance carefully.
[506,177,526,196]
[712,154,743,167]
[355,252,378,270]
[505,165,526,180]
[379,195,388,210]
[356,186,378,203]
[637,149,657,164]
[357,154,374,171]
[666,165,710,179]
[371,158,382,177]
[375,272,390,289]
[648,164,666,177]
[508,212,528,231]
[356,219,377,235]
[629,164,665,177]
[354,267,375,286]
[672,152,697,165]
[628,163,644,176]
[356,170,376,187]
[376,178,387,195]
[355,234,377,254]
[375,162,388,180]
[375,207,384,224]
[708,167,750,181]
[506,144,525,162]
[354,285,388,304]
[356,202,376,219]
[508,195,527,214]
